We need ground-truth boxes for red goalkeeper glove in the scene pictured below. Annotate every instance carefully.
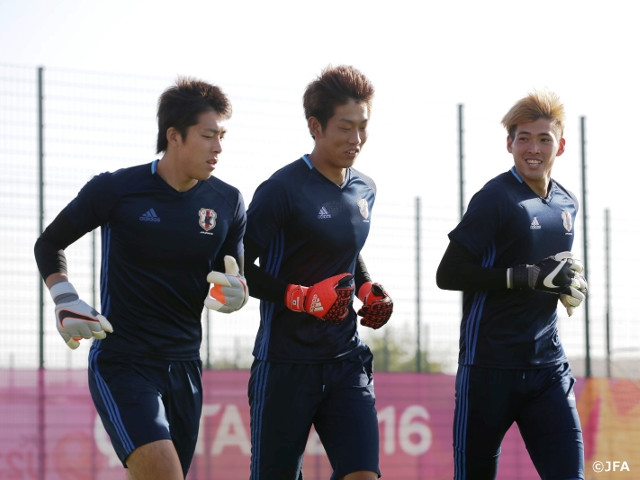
[205,256,249,313]
[357,281,393,329]
[285,273,354,324]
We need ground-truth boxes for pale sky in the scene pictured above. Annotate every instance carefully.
[1,0,635,205]
[1,0,638,371]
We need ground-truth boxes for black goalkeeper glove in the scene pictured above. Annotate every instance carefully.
[507,251,583,295]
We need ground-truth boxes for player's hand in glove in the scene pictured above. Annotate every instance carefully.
[560,271,588,316]
[285,273,354,324]
[357,281,393,329]
[507,251,584,294]
[50,281,113,350]
[204,255,249,313]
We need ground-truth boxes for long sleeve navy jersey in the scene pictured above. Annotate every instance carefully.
[448,167,578,368]
[245,155,376,362]
[35,160,246,360]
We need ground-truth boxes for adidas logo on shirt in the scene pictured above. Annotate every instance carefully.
[139,208,160,222]
[530,217,541,230]
[317,206,331,220]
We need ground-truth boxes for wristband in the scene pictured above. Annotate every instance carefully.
[49,281,79,304]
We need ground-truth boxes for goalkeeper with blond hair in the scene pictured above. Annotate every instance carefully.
[437,89,587,480]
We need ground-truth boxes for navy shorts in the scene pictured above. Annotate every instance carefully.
[248,347,380,480]
[88,347,203,476]
[454,362,584,480]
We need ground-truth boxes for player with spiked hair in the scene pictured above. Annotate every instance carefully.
[436,89,587,479]
[244,65,393,480]
[34,77,248,480]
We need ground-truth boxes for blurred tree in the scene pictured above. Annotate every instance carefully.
[367,328,443,373]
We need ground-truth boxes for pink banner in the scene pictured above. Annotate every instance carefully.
[0,370,637,479]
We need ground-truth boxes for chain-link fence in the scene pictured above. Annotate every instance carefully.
[1,64,639,376]
[2,63,640,480]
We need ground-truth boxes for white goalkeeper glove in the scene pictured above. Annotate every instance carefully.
[204,256,249,313]
[50,281,113,349]
[560,268,588,317]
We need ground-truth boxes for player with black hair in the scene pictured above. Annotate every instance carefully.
[436,89,587,480]
[244,65,393,480]
[34,77,248,480]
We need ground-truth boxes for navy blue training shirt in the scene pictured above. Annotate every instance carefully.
[246,155,376,362]
[42,160,246,360]
[449,167,579,368]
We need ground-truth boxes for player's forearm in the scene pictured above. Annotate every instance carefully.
[34,209,80,281]
[354,254,372,292]
[34,235,69,282]
[243,237,288,303]
[436,240,508,291]
[437,262,508,291]
[244,262,288,302]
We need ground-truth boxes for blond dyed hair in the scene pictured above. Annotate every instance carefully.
[501,89,566,139]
